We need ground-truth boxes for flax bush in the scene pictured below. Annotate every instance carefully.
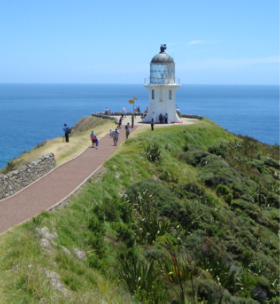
[145,143,162,163]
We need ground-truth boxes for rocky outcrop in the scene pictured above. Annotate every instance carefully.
[0,153,56,200]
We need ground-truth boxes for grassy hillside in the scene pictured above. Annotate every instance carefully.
[0,118,279,303]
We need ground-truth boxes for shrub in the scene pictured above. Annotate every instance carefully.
[119,258,162,301]
[158,170,179,183]
[208,145,225,158]
[184,183,205,197]
[263,157,280,170]
[201,193,220,207]
[91,204,105,222]
[144,248,166,260]
[197,154,254,198]
[126,179,183,221]
[130,191,172,244]
[118,197,134,224]
[113,221,135,248]
[247,159,264,173]
[145,143,162,163]
[159,245,197,286]
[197,254,237,295]
[87,213,106,261]
[88,215,105,235]
[179,146,208,167]
[266,193,280,208]
[216,184,233,204]
[103,197,120,221]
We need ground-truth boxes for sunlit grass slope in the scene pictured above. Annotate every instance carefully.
[0,118,279,303]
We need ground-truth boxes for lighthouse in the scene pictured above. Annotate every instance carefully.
[143,44,181,123]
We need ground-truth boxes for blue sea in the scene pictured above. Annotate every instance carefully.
[0,84,279,169]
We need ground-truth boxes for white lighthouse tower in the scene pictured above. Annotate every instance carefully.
[143,44,181,123]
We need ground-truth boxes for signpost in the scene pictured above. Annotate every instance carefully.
[128,96,138,114]
[128,96,137,128]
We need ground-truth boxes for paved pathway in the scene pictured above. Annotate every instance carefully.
[0,115,195,234]
[0,126,137,234]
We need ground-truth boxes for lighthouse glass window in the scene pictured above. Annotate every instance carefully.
[150,63,175,84]
[169,90,172,100]
[152,90,154,99]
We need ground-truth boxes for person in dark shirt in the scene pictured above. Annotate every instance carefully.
[151,118,154,131]
[90,131,97,148]
[63,123,70,142]
[125,123,130,139]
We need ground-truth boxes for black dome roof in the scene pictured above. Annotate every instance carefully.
[151,44,174,64]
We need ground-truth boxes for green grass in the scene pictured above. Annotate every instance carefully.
[0,118,279,303]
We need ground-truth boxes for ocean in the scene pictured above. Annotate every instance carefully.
[0,84,279,169]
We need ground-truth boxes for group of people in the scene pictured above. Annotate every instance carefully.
[110,122,130,146]
[159,113,168,124]
[64,110,168,146]
[89,122,130,149]
[148,113,168,131]
[63,114,131,151]
[104,107,111,115]
[118,114,134,129]
[134,106,141,113]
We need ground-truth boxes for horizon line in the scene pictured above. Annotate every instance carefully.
[0,83,278,86]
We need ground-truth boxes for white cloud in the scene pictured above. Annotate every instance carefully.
[187,40,220,47]
[188,40,205,45]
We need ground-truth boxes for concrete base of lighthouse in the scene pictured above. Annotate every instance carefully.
[142,84,181,123]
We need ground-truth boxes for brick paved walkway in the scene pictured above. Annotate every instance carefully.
[0,126,137,234]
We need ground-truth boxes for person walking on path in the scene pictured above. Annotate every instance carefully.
[90,131,97,148]
[95,138,99,149]
[109,128,113,138]
[118,116,123,129]
[113,128,120,146]
[151,118,154,131]
[63,124,70,142]
[125,123,130,139]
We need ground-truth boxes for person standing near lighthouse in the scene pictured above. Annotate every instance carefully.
[151,118,154,131]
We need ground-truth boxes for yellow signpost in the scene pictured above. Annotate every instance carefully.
[128,96,137,114]
[128,97,137,128]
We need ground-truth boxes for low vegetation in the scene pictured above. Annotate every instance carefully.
[0,118,279,303]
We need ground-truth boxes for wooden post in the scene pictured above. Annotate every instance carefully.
[131,114,134,128]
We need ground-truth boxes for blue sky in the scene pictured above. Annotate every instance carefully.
[0,0,279,84]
